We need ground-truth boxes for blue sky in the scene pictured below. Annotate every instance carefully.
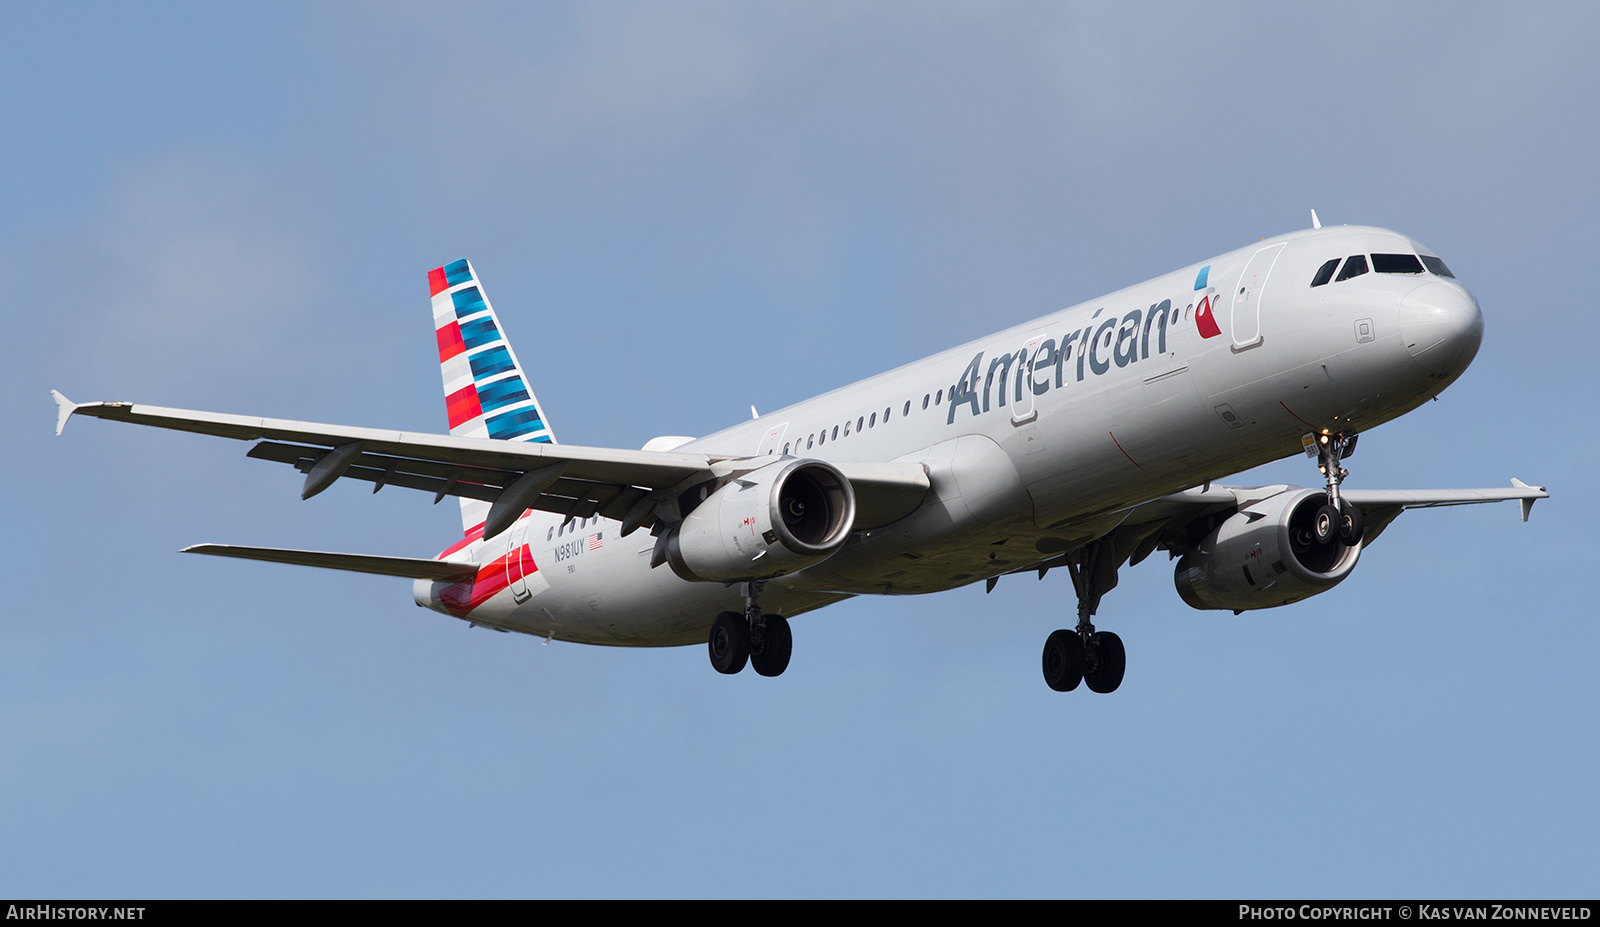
[2,2,1595,898]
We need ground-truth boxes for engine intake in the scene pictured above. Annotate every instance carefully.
[665,459,855,583]
[1174,488,1361,611]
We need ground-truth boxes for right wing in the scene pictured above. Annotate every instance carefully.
[1006,479,1549,592]
[1109,479,1549,556]
[53,393,930,538]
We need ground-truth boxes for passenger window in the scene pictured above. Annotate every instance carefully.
[547,527,553,542]
[1420,255,1455,278]
[1373,253,1424,274]
[843,421,851,437]
[1335,255,1369,282]
[783,442,790,455]
[807,435,814,449]
[922,395,930,410]
[831,425,839,440]
[1310,258,1340,287]
[857,416,865,432]
[935,390,943,405]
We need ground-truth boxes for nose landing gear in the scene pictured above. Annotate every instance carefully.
[1308,431,1364,546]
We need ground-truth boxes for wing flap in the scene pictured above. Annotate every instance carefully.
[182,544,479,581]
[246,440,656,518]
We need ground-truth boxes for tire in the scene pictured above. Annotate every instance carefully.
[1084,631,1125,694]
[708,611,750,675]
[1042,629,1084,692]
[1313,504,1339,546]
[751,615,792,677]
[1337,502,1364,546]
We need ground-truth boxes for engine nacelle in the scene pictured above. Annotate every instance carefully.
[1174,488,1361,611]
[664,459,856,583]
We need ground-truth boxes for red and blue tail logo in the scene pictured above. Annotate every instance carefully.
[429,260,554,444]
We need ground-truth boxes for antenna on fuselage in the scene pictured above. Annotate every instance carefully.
[1310,209,1322,229]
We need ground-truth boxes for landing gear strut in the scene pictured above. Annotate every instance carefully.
[1041,537,1127,694]
[1310,431,1364,546]
[707,581,792,677]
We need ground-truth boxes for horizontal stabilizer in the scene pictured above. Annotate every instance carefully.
[182,544,479,581]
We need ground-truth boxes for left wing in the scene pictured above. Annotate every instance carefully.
[52,392,930,538]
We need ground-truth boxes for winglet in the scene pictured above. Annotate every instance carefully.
[51,390,80,436]
[1511,478,1545,522]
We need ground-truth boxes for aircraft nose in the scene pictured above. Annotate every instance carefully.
[1399,281,1483,380]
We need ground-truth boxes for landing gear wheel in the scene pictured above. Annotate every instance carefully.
[708,611,749,675]
[1337,501,1364,546]
[750,614,792,677]
[1042,629,1084,692]
[1084,631,1126,694]
[1313,504,1339,546]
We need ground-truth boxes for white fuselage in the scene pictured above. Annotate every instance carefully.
[417,225,1483,645]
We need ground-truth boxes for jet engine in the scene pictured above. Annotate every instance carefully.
[664,459,856,583]
[1174,488,1361,611]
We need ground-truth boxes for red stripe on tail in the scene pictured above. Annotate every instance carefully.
[446,384,483,429]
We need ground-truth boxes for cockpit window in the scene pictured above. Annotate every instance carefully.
[1310,258,1340,287]
[1420,255,1455,278]
[1334,255,1369,282]
[1373,253,1424,275]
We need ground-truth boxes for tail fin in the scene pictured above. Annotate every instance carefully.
[429,259,557,533]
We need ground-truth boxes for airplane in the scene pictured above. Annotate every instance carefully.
[52,219,1548,693]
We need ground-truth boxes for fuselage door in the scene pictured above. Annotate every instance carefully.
[1231,243,1286,350]
[1012,336,1044,424]
[508,519,534,602]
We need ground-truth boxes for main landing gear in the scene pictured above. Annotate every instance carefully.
[1309,431,1364,547]
[707,581,792,677]
[1042,537,1127,694]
